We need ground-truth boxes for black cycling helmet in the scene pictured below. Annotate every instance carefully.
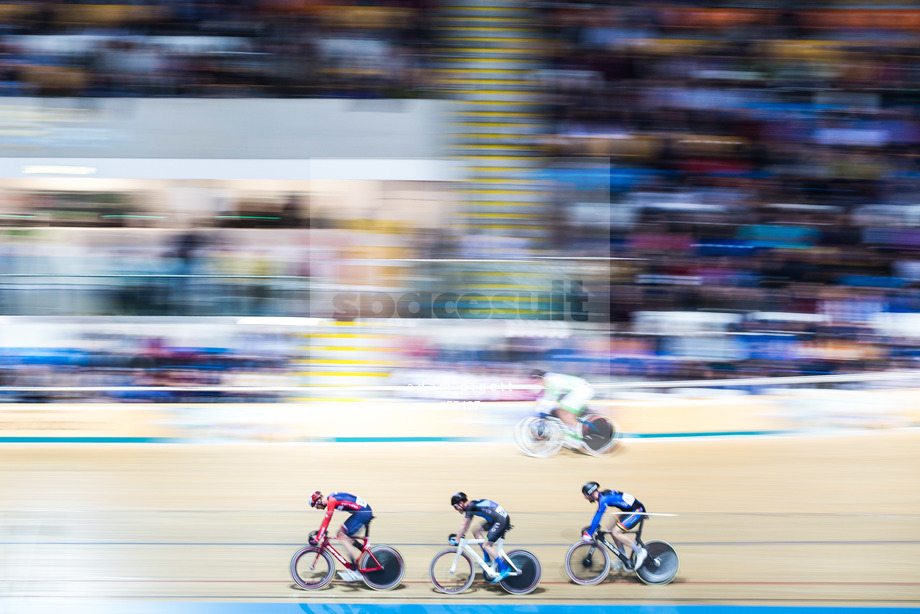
[582,481,600,498]
[450,492,468,506]
[529,369,547,379]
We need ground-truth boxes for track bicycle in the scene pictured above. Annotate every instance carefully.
[514,410,620,458]
[429,533,542,595]
[564,516,679,586]
[290,519,405,591]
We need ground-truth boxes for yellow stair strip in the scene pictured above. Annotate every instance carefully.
[460,177,541,183]
[453,111,540,117]
[441,79,533,86]
[448,100,541,105]
[459,189,545,194]
[306,346,397,352]
[439,26,532,32]
[466,212,541,218]
[452,133,537,139]
[449,6,527,11]
[452,122,541,128]
[459,143,541,150]
[306,333,393,339]
[439,47,543,55]
[463,201,545,207]
[442,16,527,22]
[443,37,544,44]
[442,57,538,64]
[466,167,538,173]
[299,359,401,366]
[461,224,548,230]
[299,372,392,377]
[440,68,530,74]
[444,90,535,97]
[455,156,540,162]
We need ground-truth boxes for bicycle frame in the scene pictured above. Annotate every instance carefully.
[591,516,647,569]
[537,411,602,441]
[449,537,521,577]
[309,533,384,574]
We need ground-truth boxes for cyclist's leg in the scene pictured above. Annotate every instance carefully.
[337,511,370,567]
[486,519,511,580]
[559,389,595,440]
[561,388,593,418]
[553,403,583,443]
[552,406,581,428]
[472,521,493,562]
[609,512,644,561]
[474,521,500,562]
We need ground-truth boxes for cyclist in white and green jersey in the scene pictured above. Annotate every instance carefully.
[530,369,595,445]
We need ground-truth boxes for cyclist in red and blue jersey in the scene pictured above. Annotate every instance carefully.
[451,492,513,583]
[310,490,372,582]
[581,481,648,570]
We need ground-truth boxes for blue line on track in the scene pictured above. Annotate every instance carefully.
[0,437,169,443]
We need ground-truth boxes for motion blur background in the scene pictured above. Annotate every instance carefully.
[1,0,920,417]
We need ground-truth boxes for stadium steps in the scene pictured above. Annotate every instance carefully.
[438,0,552,247]
[296,321,404,400]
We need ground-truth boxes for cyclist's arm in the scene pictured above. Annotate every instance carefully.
[457,513,473,539]
[535,394,558,412]
[317,496,337,540]
[536,374,571,409]
[586,504,606,536]
[536,384,562,411]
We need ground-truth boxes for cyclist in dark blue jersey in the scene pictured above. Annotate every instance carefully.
[451,492,513,583]
[581,481,648,570]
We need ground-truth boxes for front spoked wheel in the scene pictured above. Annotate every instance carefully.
[514,417,564,458]
[291,546,335,590]
[580,415,621,456]
[429,548,475,594]
[361,545,405,590]
[499,549,542,595]
[564,542,611,585]
[635,540,679,586]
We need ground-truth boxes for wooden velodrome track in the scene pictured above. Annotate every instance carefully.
[0,430,917,607]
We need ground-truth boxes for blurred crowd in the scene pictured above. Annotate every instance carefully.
[0,227,309,316]
[0,338,294,403]
[1,1,920,397]
[394,318,914,392]
[0,0,434,98]
[533,1,920,382]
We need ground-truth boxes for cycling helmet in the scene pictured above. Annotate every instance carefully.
[582,481,600,498]
[450,492,468,506]
[310,490,323,508]
[529,369,547,379]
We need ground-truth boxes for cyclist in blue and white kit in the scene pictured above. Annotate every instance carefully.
[581,481,648,570]
[451,492,513,583]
